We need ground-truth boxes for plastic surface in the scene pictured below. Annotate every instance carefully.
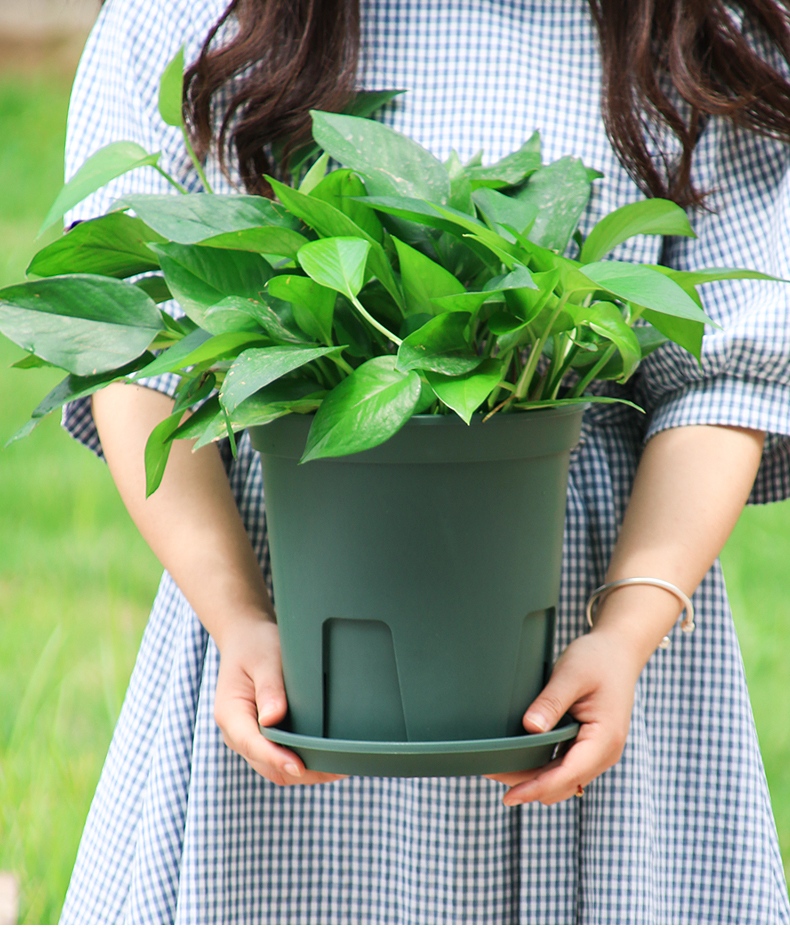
[250,408,584,759]
[262,718,581,778]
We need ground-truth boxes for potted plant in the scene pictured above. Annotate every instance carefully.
[0,53,771,776]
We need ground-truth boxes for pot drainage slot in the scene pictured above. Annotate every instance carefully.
[323,618,407,741]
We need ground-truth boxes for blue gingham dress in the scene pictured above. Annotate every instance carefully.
[59,0,790,923]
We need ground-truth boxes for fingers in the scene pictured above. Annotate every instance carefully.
[500,721,625,805]
[484,631,637,804]
[214,618,346,788]
[521,651,586,734]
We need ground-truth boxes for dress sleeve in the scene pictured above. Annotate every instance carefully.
[635,108,790,504]
[61,0,231,459]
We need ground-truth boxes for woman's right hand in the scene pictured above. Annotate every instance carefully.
[92,382,344,788]
[213,611,346,787]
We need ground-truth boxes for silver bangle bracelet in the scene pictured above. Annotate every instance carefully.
[585,577,695,649]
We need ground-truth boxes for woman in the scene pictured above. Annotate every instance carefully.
[59,0,790,922]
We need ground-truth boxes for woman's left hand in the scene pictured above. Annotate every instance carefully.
[486,423,767,806]
[484,626,641,805]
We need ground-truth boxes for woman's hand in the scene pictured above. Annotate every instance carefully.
[213,611,346,787]
[484,627,640,805]
[92,382,343,787]
[486,423,766,806]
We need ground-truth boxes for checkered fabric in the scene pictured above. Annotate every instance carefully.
[59,0,790,923]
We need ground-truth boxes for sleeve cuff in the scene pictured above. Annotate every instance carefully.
[61,372,182,461]
[645,374,790,505]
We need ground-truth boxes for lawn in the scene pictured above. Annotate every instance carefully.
[0,66,788,924]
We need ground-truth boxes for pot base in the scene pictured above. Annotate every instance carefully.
[261,718,580,778]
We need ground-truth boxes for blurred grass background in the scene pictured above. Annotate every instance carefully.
[0,41,788,927]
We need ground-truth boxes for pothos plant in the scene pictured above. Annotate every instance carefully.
[0,50,774,495]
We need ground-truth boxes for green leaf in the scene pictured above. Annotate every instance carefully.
[334,297,374,357]
[431,291,497,315]
[311,111,451,204]
[171,370,217,415]
[580,199,696,264]
[510,395,644,413]
[199,226,309,259]
[488,266,539,294]
[158,46,185,128]
[473,187,539,238]
[311,170,383,243]
[203,295,310,344]
[269,177,404,309]
[4,353,155,447]
[392,237,465,317]
[0,275,163,376]
[134,275,173,303]
[267,274,336,344]
[133,328,266,379]
[513,156,593,253]
[199,298,267,335]
[396,311,480,376]
[298,152,331,194]
[465,133,542,189]
[640,310,704,360]
[362,195,467,236]
[170,379,326,444]
[662,267,782,288]
[275,89,405,179]
[11,354,56,370]
[28,213,165,279]
[573,322,668,379]
[163,395,222,441]
[144,410,183,497]
[40,142,161,233]
[426,359,505,423]
[486,310,524,335]
[116,194,298,244]
[151,242,273,328]
[297,237,371,300]
[580,261,717,324]
[220,345,341,411]
[573,301,641,381]
[302,356,421,462]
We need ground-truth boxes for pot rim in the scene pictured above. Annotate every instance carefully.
[249,403,587,465]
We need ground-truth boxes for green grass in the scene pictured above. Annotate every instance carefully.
[0,71,162,923]
[721,503,790,876]
[0,68,787,925]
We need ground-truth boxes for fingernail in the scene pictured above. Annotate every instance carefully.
[524,712,549,732]
[284,763,301,778]
[259,702,279,722]
[503,797,524,807]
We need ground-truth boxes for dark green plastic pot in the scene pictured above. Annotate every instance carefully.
[249,406,583,774]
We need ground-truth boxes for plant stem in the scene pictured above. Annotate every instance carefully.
[330,353,355,377]
[570,344,617,397]
[314,357,339,387]
[181,127,214,193]
[153,165,189,195]
[486,350,512,409]
[351,295,402,346]
[547,343,580,399]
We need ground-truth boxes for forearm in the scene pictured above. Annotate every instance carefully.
[494,422,766,803]
[92,382,275,646]
[593,424,766,665]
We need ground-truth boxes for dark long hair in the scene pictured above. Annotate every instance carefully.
[183,0,790,206]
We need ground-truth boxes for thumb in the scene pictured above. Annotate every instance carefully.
[254,663,289,728]
[523,660,583,734]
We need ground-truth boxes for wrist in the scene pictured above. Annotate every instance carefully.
[203,604,277,654]
[589,582,686,666]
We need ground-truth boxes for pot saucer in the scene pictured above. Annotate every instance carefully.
[261,718,580,778]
